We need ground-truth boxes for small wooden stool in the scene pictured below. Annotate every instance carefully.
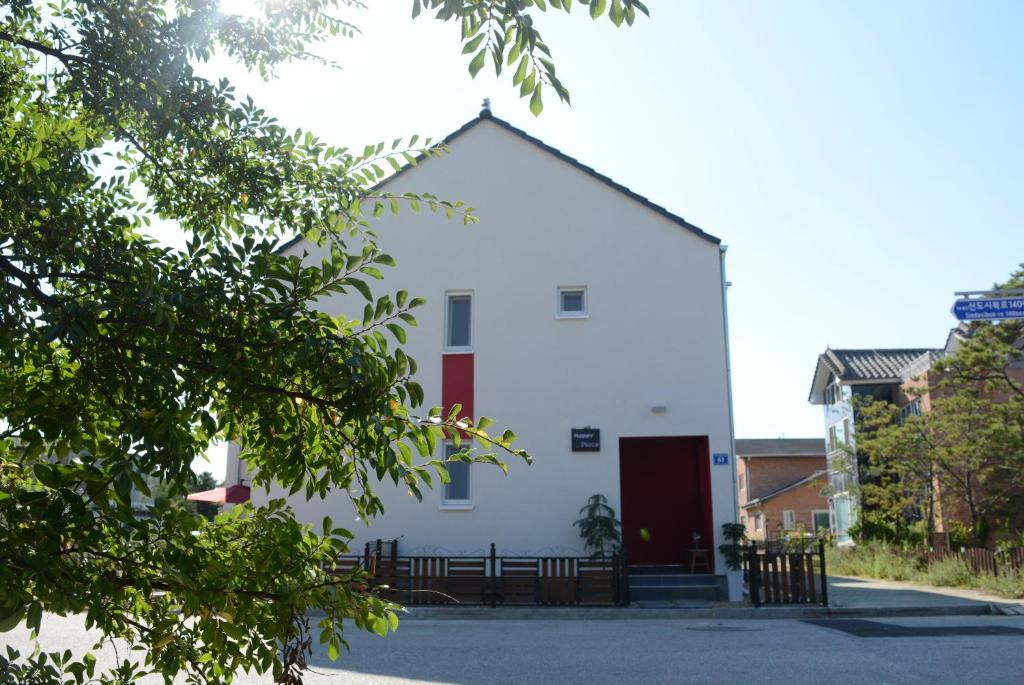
[690,549,711,573]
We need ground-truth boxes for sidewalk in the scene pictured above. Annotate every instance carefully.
[393,576,1024,621]
[828,574,1024,613]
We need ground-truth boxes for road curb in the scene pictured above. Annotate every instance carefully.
[394,603,995,621]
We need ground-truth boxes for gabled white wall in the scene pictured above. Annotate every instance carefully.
[246,118,736,567]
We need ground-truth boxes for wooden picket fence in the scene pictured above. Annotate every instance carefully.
[922,547,1024,575]
[744,539,827,607]
[325,542,627,607]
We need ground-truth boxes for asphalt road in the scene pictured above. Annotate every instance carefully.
[5,613,1024,684]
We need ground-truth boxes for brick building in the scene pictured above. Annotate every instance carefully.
[808,324,1024,545]
[736,439,829,541]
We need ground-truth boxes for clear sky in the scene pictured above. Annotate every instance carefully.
[184,0,1024,476]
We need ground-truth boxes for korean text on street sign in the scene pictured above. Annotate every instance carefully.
[951,297,1024,321]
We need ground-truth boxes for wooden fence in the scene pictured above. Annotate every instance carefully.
[744,539,827,607]
[922,547,1024,575]
[327,543,628,607]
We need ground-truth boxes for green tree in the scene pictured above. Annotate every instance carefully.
[0,1,648,682]
[852,397,934,545]
[854,266,1024,547]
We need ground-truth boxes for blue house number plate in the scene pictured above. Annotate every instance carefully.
[712,453,729,465]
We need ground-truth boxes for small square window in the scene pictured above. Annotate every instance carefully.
[557,287,587,318]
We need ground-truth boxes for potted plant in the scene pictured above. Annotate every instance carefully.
[573,494,622,558]
[717,522,748,601]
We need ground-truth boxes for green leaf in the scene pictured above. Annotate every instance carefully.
[385,323,407,343]
[462,34,485,55]
[513,55,529,85]
[469,49,487,78]
[609,0,624,26]
[530,84,544,116]
[0,604,25,633]
[345,277,373,300]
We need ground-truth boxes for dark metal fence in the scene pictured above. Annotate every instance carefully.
[744,538,827,607]
[328,541,628,607]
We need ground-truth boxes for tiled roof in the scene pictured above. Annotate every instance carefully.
[826,348,938,381]
[276,109,719,255]
[735,438,825,458]
[808,347,940,404]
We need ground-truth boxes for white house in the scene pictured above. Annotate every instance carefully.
[227,107,740,597]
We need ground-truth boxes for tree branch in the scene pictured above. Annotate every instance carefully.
[0,30,85,68]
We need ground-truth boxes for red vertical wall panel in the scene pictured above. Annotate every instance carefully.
[442,354,474,422]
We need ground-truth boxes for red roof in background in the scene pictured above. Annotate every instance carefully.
[187,484,250,504]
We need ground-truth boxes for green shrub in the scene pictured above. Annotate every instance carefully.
[920,558,975,587]
[827,544,917,581]
[827,540,1024,599]
[977,569,1024,599]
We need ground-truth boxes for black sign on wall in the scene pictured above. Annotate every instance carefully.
[571,428,600,452]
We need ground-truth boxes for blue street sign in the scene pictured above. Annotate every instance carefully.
[712,453,729,465]
[952,297,1024,321]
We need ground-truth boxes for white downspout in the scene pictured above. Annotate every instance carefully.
[720,244,742,601]
[719,245,739,520]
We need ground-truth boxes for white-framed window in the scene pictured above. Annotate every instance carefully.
[783,510,796,531]
[556,286,588,318]
[754,513,763,532]
[826,381,845,406]
[813,510,830,533]
[441,442,472,508]
[445,292,472,351]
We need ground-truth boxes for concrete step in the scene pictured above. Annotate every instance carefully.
[629,574,719,587]
[629,564,686,575]
[629,585,722,602]
[634,600,712,609]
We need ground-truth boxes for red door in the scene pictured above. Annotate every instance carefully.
[618,436,713,569]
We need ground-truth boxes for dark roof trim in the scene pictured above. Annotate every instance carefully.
[739,453,825,459]
[735,438,826,458]
[276,109,720,254]
[741,470,828,508]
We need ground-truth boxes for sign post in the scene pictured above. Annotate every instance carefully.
[951,290,1024,322]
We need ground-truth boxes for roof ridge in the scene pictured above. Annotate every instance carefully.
[275,111,720,254]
